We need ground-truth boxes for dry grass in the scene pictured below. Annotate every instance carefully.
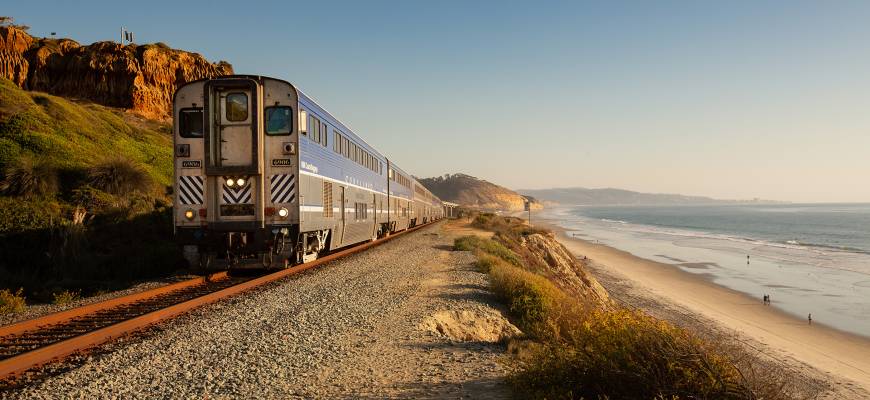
[0,288,26,315]
[51,289,81,305]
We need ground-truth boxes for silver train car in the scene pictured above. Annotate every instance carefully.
[172,75,443,268]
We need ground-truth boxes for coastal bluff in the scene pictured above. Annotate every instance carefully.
[0,25,232,119]
[419,173,543,212]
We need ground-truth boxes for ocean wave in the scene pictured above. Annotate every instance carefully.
[581,217,870,256]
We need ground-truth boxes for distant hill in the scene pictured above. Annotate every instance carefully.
[419,174,542,211]
[519,187,776,206]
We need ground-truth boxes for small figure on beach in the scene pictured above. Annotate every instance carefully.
[747,255,750,265]
[808,313,813,325]
[763,294,769,305]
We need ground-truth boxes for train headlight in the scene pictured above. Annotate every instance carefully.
[226,178,236,187]
[184,209,195,220]
[236,177,246,187]
[278,207,289,218]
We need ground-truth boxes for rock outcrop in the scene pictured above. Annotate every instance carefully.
[0,26,232,119]
[519,231,609,304]
[419,173,543,212]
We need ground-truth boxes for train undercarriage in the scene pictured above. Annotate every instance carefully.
[178,225,333,270]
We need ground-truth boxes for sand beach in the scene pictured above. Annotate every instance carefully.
[536,218,870,398]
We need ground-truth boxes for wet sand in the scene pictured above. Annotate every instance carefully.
[537,218,870,398]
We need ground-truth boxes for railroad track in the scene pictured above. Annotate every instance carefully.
[0,222,436,383]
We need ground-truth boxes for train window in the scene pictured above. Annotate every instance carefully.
[179,108,203,138]
[354,202,368,220]
[334,132,342,153]
[265,106,292,135]
[226,93,248,121]
[310,116,320,144]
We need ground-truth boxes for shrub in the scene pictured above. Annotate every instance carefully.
[70,185,120,211]
[511,308,755,399]
[87,157,154,196]
[473,252,504,273]
[453,235,522,266]
[0,155,58,198]
[0,197,62,233]
[488,261,581,338]
[52,289,81,305]
[0,288,26,315]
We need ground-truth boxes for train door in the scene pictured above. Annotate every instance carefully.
[204,79,260,224]
[339,186,346,245]
[372,194,377,239]
[219,91,253,167]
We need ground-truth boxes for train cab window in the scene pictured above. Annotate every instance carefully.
[179,108,203,138]
[226,93,248,121]
[265,106,292,135]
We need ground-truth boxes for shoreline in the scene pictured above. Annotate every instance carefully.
[535,217,870,397]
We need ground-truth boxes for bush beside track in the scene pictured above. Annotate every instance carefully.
[0,78,182,304]
[455,213,798,399]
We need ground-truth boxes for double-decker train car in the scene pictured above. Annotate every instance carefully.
[172,75,443,268]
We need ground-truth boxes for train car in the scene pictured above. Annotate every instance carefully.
[172,75,443,268]
[386,162,414,231]
[411,179,442,225]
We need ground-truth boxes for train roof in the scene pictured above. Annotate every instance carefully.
[176,75,443,204]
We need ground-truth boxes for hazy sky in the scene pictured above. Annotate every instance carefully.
[9,1,870,202]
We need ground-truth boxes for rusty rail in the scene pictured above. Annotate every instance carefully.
[0,221,438,380]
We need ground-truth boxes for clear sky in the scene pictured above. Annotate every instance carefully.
[8,1,870,202]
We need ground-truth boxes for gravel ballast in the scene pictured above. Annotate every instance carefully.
[3,224,512,399]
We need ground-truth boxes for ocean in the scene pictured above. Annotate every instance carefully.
[546,203,870,337]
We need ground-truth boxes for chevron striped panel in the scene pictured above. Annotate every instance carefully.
[178,175,204,205]
[270,174,296,204]
[221,181,252,204]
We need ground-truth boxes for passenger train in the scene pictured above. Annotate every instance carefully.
[172,75,443,268]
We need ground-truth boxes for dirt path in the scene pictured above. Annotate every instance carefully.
[4,223,514,399]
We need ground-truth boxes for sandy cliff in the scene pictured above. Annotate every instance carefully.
[419,173,543,212]
[0,26,232,119]
[519,230,609,304]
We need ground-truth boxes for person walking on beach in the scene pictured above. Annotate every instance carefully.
[747,255,750,265]
[808,313,813,325]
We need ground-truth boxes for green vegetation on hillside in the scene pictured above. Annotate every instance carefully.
[455,214,800,399]
[0,78,182,299]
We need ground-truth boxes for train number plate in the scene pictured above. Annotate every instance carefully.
[181,160,202,168]
[272,159,293,167]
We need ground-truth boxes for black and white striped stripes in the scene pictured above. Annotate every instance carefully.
[222,181,252,204]
[177,176,204,205]
[270,174,296,204]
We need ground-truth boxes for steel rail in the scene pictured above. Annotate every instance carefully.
[0,221,438,380]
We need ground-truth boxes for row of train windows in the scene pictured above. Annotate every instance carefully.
[390,170,410,188]
[178,105,293,138]
[333,132,382,174]
[414,185,435,202]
